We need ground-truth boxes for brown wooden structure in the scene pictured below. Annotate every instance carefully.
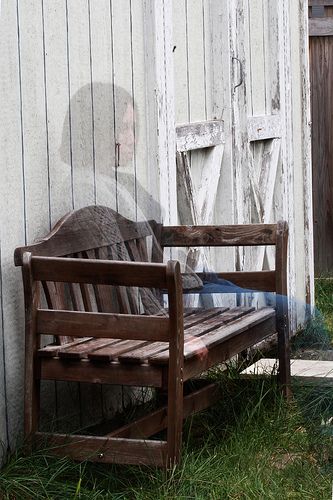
[309,1,333,274]
[14,205,290,468]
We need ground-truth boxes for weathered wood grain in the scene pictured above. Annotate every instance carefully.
[171,0,189,124]
[111,0,136,219]
[149,307,272,365]
[144,0,177,226]
[88,340,149,362]
[162,224,277,247]
[165,260,184,466]
[38,338,92,358]
[248,0,266,115]
[88,0,116,208]
[183,316,276,382]
[43,0,73,224]
[67,0,95,209]
[30,256,167,288]
[247,115,282,142]
[186,0,207,122]
[188,271,276,292]
[14,206,154,265]
[275,221,291,397]
[0,0,27,449]
[309,17,333,35]
[309,0,333,5]
[310,30,333,273]
[299,1,314,305]
[35,432,167,466]
[242,358,333,386]
[37,310,169,342]
[176,120,224,151]
[58,338,120,360]
[40,358,163,388]
[22,253,40,438]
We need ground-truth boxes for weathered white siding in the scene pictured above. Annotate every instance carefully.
[0,0,313,457]
[0,0,165,457]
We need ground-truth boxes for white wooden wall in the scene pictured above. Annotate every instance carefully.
[0,0,313,458]
[0,0,169,459]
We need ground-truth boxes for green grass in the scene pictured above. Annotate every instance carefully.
[315,277,333,336]
[0,378,332,499]
[1,281,333,499]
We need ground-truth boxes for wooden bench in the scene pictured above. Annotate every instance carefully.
[14,205,291,468]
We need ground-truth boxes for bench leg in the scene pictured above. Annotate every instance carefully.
[277,315,291,399]
[24,376,40,438]
[166,377,183,468]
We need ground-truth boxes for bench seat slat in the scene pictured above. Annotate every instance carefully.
[184,308,275,358]
[88,340,150,362]
[147,307,254,365]
[38,337,92,358]
[118,341,168,364]
[58,339,122,359]
[149,308,276,365]
[119,308,231,364]
[183,307,229,328]
[185,307,255,337]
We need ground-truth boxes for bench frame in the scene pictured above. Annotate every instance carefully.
[14,206,290,468]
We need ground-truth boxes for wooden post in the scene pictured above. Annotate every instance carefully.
[166,260,184,467]
[22,252,40,438]
[275,221,291,398]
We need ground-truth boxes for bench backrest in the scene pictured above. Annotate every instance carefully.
[14,206,288,345]
[14,206,164,343]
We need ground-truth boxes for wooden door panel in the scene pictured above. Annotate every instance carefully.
[310,5,333,273]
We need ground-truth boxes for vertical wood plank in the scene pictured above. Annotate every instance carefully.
[208,0,236,282]
[43,0,82,432]
[19,0,59,430]
[202,0,212,121]
[89,0,116,209]
[111,0,136,220]
[263,0,281,114]
[278,0,296,327]
[230,0,251,271]
[144,0,177,226]
[19,0,50,241]
[0,0,26,449]
[289,0,307,313]
[185,1,207,224]
[172,0,189,124]
[130,0,147,219]
[248,0,266,115]
[299,1,314,304]
[67,0,95,209]
[43,0,73,224]
[186,0,206,122]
